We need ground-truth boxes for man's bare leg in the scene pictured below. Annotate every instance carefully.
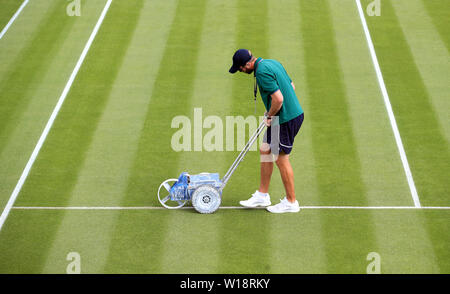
[275,153,296,203]
[259,143,273,194]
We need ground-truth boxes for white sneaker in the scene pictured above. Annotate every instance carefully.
[240,191,271,208]
[267,197,300,213]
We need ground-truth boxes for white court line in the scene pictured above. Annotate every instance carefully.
[355,0,421,208]
[11,206,450,210]
[0,0,29,40]
[0,0,113,232]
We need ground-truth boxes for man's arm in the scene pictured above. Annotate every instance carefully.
[265,90,283,126]
[267,90,283,117]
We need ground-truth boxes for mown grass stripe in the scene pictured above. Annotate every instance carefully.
[120,0,207,208]
[215,0,272,274]
[357,0,422,208]
[40,0,144,273]
[0,0,107,212]
[0,210,65,273]
[45,0,185,273]
[392,0,450,144]
[362,0,450,207]
[64,9,174,206]
[418,210,450,273]
[0,0,78,156]
[301,0,368,206]
[356,1,441,273]
[264,1,319,206]
[2,0,143,272]
[300,0,377,273]
[0,0,115,272]
[0,0,54,79]
[0,0,22,30]
[105,0,207,273]
[266,0,327,273]
[362,0,449,273]
[300,0,367,205]
[159,0,238,274]
[101,0,178,274]
[372,210,441,273]
[16,0,136,206]
[1,0,116,234]
[362,0,450,273]
[422,0,450,53]
[0,0,29,40]
[331,0,412,207]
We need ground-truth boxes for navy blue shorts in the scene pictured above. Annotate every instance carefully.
[264,113,304,155]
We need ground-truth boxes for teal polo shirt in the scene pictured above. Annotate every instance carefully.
[255,57,303,124]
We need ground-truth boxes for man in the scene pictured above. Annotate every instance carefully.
[229,49,304,213]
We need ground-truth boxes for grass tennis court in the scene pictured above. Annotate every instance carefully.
[0,0,448,274]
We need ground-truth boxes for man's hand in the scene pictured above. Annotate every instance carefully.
[264,114,272,127]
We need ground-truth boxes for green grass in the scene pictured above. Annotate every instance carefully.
[0,0,22,32]
[18,0,145,206]
[300,0,377,272]
[422,0,450,52]
[363,0,450,206]
[0,0,448,274]
[0,1,76,153]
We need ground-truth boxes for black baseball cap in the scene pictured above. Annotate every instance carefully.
[229,49,252,73]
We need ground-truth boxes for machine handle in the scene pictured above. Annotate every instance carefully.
[220,118,267,190]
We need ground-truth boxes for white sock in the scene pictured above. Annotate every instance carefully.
[257,190,269,197]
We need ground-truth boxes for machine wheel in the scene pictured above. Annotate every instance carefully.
[191,185,221,214]
[157,178,188,209]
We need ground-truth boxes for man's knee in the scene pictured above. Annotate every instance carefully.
[260,142,271,155]
[275,152,289,166]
